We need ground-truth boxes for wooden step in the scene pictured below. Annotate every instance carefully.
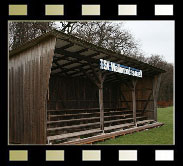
[48,116,99,125]
[47,123,100,136]
[136,120,155,126]
[47,113,140,128]
[48,107,127,113]
[104,123,135,132]
[104,116,146,126]
[47,128,102,142]
[47,113,139,125]
[48,110,142,121]
[47,123,136,143]
[47,122,100,132]
[47,116,147,136]
[61,122,164,145]
[48,107,129,115]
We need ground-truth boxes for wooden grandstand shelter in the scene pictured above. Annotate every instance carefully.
[9,30,165,144]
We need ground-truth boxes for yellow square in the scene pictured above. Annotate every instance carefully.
[9,5,27,16]
[118,5,137,15]
[46,150,64,161]
[82,5,100,15]
[45,5,64,15]
[9,150,28,161]
[82,150,101,161]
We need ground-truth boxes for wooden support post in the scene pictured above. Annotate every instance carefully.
[98,72,106,132]
[131,79,137,126]
[152,74,162,121]
[78,64,106,132]
[99,85,104,131]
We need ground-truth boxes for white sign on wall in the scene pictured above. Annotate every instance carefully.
[100,59,142,78]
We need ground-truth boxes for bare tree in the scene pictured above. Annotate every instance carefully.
[9,22,55,50]
[9,21,80,50]
[9,21,173,106]
[57,21,79,34]
[69,21,140,57]
[146,54,173,103]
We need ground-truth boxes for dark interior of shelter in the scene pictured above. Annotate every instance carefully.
[9,30,165,144]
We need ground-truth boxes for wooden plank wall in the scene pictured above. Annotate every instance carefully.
[48,75,155,120]
[47,76,122,110]
[9,37,56,144]
[120,77,154,119]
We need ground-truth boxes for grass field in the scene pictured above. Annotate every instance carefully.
[95,106,174,145]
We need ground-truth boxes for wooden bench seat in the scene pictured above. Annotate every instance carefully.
[48,128,102,142]
[47,113,142,125]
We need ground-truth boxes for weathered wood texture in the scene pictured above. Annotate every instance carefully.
[120,77,154,119]
[47,76,122,110]
[48,75,157,121]
[98,72,105,131]
[131,79,137,125]
[62,122,164,145]
[152,74,162,121]
[9,37,56,144]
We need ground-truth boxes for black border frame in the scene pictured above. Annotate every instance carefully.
[0,0,180,165]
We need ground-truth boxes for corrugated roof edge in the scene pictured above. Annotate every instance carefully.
[9,29,166,73]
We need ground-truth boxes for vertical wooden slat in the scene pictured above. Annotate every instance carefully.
[29,58,33,143]
[14,62,18,142]
[35,47,40,143]
[98,72,106,132]
[9,37,56,144]
[99,84,104,131]
[132,79,137,125]
[20,64,24,143]
[9,68,12,143]
[23,50,29,143]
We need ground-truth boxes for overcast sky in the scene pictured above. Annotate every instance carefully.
[121,21,174,64]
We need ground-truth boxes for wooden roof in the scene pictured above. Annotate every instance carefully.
[9,29,166,84]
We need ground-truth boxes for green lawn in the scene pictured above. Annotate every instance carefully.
[95,106,174,145]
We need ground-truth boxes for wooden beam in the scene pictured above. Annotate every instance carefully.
[55,48,98,64]
[152,74,162,121]
[98,72,105,132]
[119,87,130,110]
[54,61,69,76]
[141,91,153,115]
[99,84,104,131]
[78,66,100,88]
[55,37,165,74]
[54,54,102,87]
[53,56,80,68]
[87,52,101,58]
[104,75,131,85]
[52,59,89,75]
[75,48,89,54]
[59,43,74,50]
[131,79,137,125]
[105,73,130,84]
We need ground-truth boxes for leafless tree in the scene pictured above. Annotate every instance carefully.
[9,21,173,105]
[9,21,55,50]
[68,21,140,57]
[146,54,173,103]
